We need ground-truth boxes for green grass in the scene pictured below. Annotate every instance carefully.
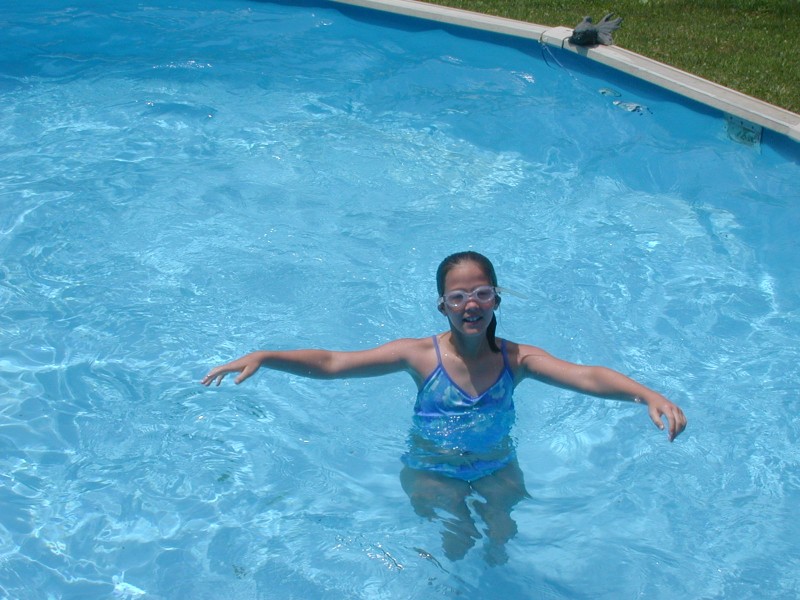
[421,0,800,114]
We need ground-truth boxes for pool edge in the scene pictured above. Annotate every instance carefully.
[330,0,800,144]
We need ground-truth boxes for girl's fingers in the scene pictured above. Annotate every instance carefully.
[201,367,230,386]
[234,364,258,384]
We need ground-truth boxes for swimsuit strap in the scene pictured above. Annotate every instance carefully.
[432,335,443,366]
[500,339,510,371]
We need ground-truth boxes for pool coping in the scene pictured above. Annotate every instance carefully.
[331,0,800,144]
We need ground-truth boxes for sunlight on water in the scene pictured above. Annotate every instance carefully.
[1,0,798,598]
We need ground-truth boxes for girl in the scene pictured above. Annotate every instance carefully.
[202,251,686,562]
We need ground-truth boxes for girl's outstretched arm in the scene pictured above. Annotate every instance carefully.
[517,345,687,441]
[201,338,428,387]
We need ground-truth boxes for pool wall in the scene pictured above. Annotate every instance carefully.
[330,0,800,145]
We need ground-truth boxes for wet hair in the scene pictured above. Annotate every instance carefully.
[436,251,501,353]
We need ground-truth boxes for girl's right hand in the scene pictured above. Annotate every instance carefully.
[200,352,264,386]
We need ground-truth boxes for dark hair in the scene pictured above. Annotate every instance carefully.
[436,251,501,353]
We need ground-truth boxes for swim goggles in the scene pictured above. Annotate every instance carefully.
[438,285,498,309]
[438,285,529,309]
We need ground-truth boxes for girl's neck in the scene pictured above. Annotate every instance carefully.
[445,329,492,360]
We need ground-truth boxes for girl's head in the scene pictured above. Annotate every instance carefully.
[436,251,501,352]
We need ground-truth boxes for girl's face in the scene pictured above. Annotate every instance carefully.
[440,260,497,336]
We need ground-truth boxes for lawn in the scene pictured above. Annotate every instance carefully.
[423,0,800,114]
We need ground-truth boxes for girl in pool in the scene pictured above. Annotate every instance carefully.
[202,251,686,562]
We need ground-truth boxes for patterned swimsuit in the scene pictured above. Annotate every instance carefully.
[402,335,517,482]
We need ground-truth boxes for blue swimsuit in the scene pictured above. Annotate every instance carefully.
[402,335,517,482]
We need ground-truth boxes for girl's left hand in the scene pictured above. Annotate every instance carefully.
[645,396,687,441]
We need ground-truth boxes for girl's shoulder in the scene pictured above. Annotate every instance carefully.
[381,335,440,385]
[374,335,440,361]
[499,339,555,377]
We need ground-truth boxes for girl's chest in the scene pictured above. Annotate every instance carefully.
[439,353,506,397]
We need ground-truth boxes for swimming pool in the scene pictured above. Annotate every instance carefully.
[1,0,798,598]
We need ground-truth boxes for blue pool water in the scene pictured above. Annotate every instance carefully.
[1,0,799,598]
